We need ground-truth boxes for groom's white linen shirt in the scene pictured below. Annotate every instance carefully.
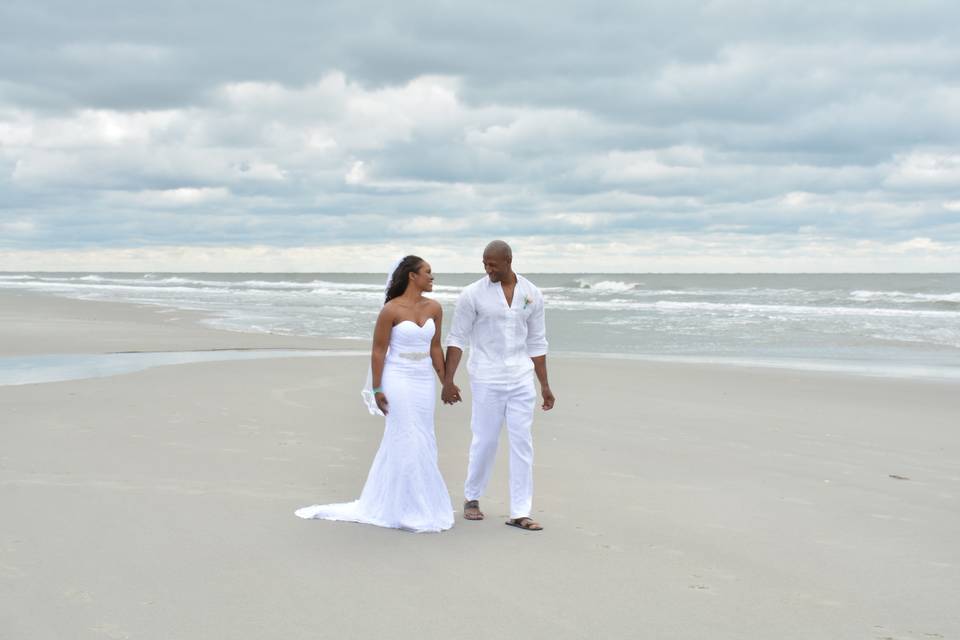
[446,274,548,384]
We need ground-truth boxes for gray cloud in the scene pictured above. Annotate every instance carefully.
[1,1,959,270]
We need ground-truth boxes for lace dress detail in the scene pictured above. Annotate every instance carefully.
[295,318,454,532]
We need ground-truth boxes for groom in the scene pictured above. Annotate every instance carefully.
[442,240,555,531]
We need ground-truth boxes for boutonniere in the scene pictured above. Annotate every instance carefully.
[523,295,533,309]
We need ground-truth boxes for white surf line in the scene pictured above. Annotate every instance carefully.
[552,351,960,382]
[0,349,367,387]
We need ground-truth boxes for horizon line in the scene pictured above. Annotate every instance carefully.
[2,270,958,276]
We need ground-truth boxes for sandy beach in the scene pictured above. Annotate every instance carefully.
[1,289,957,639]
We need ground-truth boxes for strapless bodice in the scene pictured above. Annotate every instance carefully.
[387,318,435,358]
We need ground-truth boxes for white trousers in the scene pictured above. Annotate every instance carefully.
[464,377,537,519]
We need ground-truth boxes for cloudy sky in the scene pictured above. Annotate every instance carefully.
[1,1,958,272]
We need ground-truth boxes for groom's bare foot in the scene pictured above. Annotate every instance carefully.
[463,500,484,520]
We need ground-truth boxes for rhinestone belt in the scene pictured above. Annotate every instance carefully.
[396,352,430,361]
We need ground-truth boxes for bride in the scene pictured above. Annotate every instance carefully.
[295,256,454,533]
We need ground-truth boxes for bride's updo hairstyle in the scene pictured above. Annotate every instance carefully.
[385,255,425,304]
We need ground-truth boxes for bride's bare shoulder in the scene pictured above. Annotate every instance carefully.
[377,300,400,320]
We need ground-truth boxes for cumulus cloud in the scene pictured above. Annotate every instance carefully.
[0,1,958,271]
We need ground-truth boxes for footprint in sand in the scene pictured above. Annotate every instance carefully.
[0,563,25,578]
[91,623,131,639]
[872,626,943,639]
[270,385,318,409]
[64,588,93,603]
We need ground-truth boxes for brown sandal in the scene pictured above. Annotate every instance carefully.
[505,517,543,531]
[463,500,484,520]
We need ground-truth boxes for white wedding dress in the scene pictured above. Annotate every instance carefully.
[295,318,454,533]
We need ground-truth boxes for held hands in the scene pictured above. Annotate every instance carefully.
[375,391,389,415]
[441,382,462,405]
[541,386,555,411]
[440,382,550,407]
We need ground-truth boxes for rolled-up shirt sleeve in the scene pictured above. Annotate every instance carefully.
[445,288,476,350]
[525,288,548,357]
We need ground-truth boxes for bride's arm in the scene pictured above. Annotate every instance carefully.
[371,306,393,392]
[430,303,445,382]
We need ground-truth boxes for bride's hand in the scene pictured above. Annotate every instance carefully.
[375,392,389,415]
[441,382,461,404]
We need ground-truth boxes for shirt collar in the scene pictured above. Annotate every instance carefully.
[484,274,522,288]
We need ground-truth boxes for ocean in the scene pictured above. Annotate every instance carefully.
[2,272,959,380]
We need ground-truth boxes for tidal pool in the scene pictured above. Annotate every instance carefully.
[0,349,366,386]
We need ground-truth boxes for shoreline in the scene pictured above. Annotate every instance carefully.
[2,288,957,384]
[0,288,360,356]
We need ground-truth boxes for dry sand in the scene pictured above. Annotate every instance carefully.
[1,289,957,639]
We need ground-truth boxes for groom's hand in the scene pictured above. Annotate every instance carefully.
[441,382,462,404]
[541,386,555,411]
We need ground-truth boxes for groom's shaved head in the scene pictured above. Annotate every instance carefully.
[483,240,512,261]
[482,240,514,283]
